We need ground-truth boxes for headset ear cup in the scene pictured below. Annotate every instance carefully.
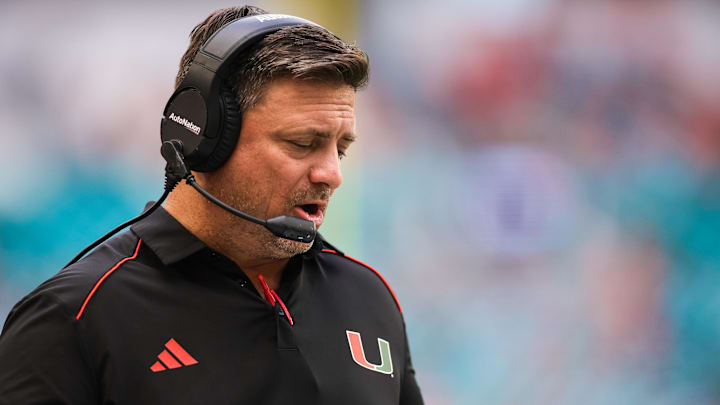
[193,86,243,172]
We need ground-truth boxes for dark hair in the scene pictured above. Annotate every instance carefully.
[175,6,369,111]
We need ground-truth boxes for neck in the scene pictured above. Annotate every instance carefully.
[241,259,288,295]
[164,181,289,293]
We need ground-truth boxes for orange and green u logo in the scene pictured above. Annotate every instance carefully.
[346,330,393,375]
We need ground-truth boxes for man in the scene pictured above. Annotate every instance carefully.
[0,6,423,404]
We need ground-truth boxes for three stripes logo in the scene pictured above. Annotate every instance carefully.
[149,338,198,372]
[346,330,393,375]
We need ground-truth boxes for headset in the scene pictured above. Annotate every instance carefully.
[65,14,321,268]
[161,13,321,172]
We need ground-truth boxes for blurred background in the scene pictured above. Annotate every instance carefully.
[1,0,719,403]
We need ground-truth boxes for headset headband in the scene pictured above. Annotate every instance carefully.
[194,14,319,77]
[160,14,322,172]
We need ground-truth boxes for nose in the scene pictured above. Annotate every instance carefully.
[308,148,343,190]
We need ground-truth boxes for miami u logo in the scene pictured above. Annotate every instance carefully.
[346,330,393,375]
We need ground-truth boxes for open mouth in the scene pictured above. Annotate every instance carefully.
[293,203,325,228]
[300,204,320,216]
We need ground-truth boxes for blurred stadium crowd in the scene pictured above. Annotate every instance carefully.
[1,1,719,404]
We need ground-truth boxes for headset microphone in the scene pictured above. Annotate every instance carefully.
[64,140,316,269]
[161,140,316,243]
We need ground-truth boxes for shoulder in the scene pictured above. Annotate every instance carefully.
[315,243,402,314]
[7,231,146,325]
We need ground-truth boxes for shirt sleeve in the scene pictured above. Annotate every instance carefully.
[0,290,97,404]
[399,318,424,405]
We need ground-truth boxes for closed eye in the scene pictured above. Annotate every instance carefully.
[285,137,352,160]
[289,141,312,149]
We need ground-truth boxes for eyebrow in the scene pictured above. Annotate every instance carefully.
[279,128,357,142]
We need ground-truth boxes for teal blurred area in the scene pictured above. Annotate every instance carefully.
[2,1,720,403]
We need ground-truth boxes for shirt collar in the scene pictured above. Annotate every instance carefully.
[130,204,208,266]
[130,203,326,267]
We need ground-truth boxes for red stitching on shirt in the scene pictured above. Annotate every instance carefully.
[257,274,293,326]
[271,290,294,326]
[257,274,276,306]
[75,239,143,320]
[321,249,403,313]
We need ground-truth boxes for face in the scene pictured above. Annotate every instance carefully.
[203,78,356,259]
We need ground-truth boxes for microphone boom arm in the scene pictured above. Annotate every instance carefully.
[164,140,316,243]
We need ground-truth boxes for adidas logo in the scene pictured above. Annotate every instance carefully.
[150,338,198,372]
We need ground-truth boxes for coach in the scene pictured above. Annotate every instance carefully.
[0,6,423,404]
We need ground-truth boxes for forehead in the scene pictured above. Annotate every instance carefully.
[244,78,356,134]
[255,78,355,111]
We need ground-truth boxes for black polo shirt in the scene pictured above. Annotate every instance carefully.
[0,206,423,404]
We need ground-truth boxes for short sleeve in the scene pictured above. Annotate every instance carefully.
[0,291,97,404]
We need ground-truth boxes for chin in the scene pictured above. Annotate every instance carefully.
[264,237,314,259]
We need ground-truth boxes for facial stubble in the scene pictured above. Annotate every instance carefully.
[205,178,331,260]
